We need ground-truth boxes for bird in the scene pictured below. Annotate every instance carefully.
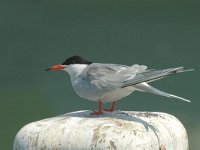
[46,55,193,115]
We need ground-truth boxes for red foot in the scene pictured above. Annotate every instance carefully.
[104,108,114,112]
[90,101,103,116]
[90,111,103,115]
[104,102,115,112]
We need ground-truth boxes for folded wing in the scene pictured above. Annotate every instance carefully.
[122,67,192,88]
[79,63,147,90]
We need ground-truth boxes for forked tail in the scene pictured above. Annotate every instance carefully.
[135,82,191,103]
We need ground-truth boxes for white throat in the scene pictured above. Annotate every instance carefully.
[64,64,87,79]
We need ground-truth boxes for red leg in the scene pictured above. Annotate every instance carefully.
[90,101,103,115]
[104,102,115,112]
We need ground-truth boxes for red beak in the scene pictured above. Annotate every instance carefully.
[45,64,65,71]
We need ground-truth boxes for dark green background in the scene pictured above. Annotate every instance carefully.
[0,0,199,149]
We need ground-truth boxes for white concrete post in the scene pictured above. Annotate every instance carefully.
[13,110,189,150]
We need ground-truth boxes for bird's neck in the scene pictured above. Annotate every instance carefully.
[65,64,87,79]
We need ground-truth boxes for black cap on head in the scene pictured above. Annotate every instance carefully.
[62,55,92,65]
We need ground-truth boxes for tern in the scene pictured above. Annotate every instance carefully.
[46,55,192,115]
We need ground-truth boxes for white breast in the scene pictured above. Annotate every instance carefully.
[72,77,136,103]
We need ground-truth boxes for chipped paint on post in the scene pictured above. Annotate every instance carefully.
[13,110,189,150]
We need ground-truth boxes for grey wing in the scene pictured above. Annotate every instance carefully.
[79,63,148,90]
[122,67,191,88]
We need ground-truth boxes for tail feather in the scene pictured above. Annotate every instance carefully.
[134,82,191,103]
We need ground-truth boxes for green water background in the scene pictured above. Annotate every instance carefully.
[0,0,199,149]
